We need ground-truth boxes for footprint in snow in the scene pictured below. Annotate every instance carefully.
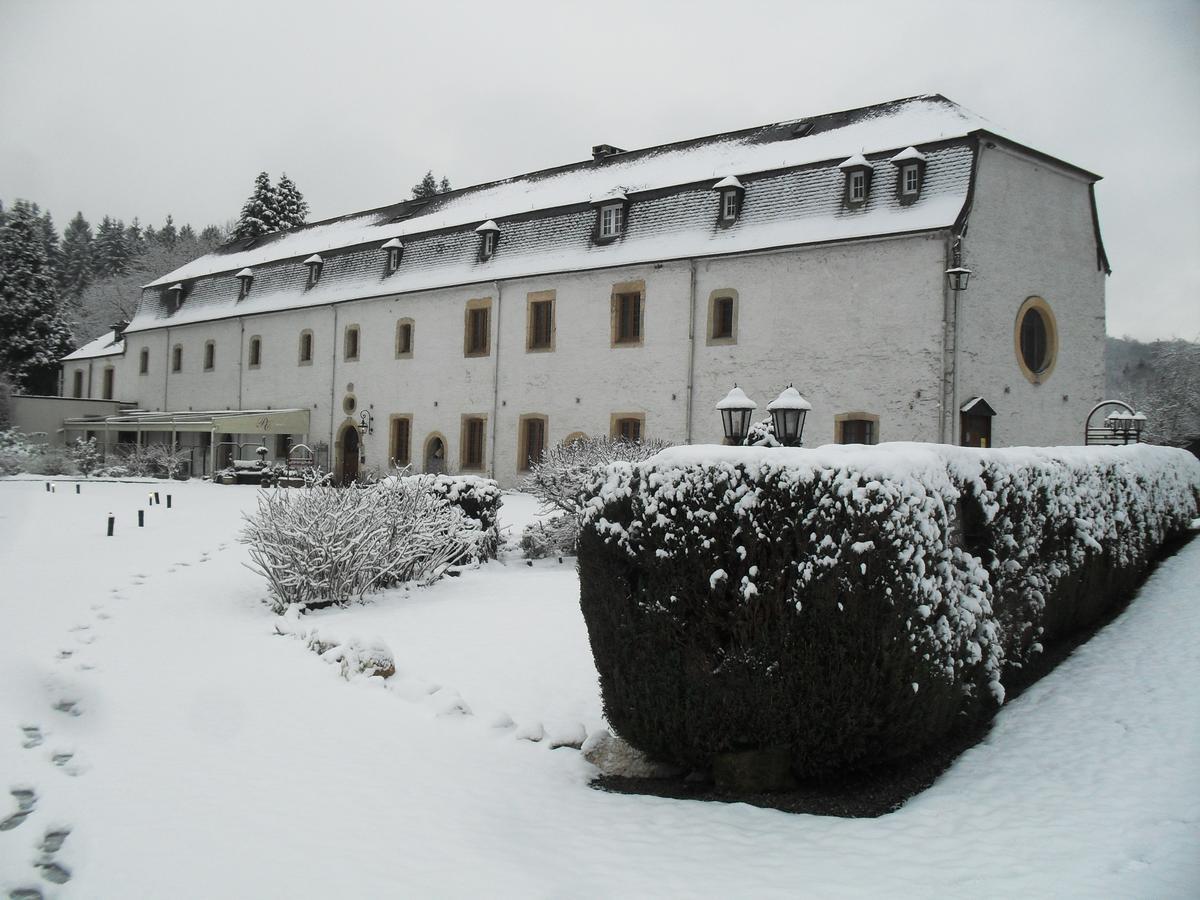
[55,650,72,660]
[67,624,90,633]
[34,859,71,885]
[175,561,191,567]
[21,726,44,749]
[0,787,36,831]
[52,700,80,717]
[96,611,112,620]
[75,663,95,672]
[74,634,95,645]
[9,887,45,900]
[50,751,74,769]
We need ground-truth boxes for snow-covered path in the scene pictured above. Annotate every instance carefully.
[1,479,1197,898]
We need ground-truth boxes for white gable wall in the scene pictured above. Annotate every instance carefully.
[958,142,1106,446]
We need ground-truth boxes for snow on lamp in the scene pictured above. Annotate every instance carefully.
[767,385,811,447]
[716,385,757,445]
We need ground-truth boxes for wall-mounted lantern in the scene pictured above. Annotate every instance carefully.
[946,236,971,292]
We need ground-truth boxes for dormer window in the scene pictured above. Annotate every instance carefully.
[889,146,927,204]
[165,282,185,313]
[712,176,745,225]
[838,154,874,209]
[382,238,403,275]
[304,254,323,288]
[592,193,628,243]
[236,267,254,299]
[476,220,500,261]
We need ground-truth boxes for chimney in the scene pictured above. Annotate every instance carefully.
[592,143,625,161]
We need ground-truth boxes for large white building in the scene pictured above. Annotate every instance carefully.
[59,94,1109,485]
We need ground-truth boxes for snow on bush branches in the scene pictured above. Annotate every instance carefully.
[577,442,1200,779]
[241,476,483,613]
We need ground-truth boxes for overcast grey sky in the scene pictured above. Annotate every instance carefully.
[1,0,1196,340]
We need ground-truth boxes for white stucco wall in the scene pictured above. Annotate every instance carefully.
[957,142,1107,446]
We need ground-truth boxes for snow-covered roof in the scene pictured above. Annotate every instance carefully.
[715,386,758,410]
[122,94,1096,335]
[592,192,629,205]
[63,331,124,362]
[381,238,403,250]
[304,254,323,265]
[838,153,874,170]
[890,146,927,164]
[712,176,744,191]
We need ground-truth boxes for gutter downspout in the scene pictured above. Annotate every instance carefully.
[330,305,339,472]
[87,360,94,399]
[163,327,170,411]
[237,317,245,411]
[684,259,698,444]
[489,280,502,480]
[940,234,956,444]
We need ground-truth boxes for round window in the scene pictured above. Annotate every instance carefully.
[1014,297,1058,383]
[343,394,357,415]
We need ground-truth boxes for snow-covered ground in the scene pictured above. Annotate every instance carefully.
[1,479,1197,898]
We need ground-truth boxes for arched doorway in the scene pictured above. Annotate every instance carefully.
[423,434,446,474]
[340,425,360,484]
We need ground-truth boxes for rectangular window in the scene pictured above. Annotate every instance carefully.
[204,342,215,371]
[849,172,865,202]
[461,415,486,470]
[172,345,182,373]
[391,416,412,467]
[837,416,879,445]
[903,165,919,195]
[344,326,359,361]
[249,337,261,368]
[712,296,735,340]
[464,301,491,357]
[528,295,554,351]
[599,204,623,239]
[102,368,114,400]
[613,290,643,345]
[519,415,547,470]
[396,321,413,357]
[139,349,149,375]
[299,331,313,364]
[722,191,738,221]
[72,370,83,398]
[612,414,644,442]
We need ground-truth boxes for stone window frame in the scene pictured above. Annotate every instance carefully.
[389,414,413,468]
[459,413,488,471]
[706,289,739,346]
[171,344,183,373]
[248,335,263,369]
[834,412,880,445]
[395,318,415,359]
[203,340,216,372]
[101,366,115,400]
[422,431,448,473]
[610,279,645,348]
[526,290,556,353]
[463,298,492,358]
[72,370,84,398]
[343,324,361,362]
[298,329,314,366]
[517,413,549,471]
[1014,296,1059,384]
[610,412,645,442]
[139,347,150,375]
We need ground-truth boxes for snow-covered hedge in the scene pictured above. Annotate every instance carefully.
[406,473,502,561]
[578,443,1200,779]
[241,476,480,613]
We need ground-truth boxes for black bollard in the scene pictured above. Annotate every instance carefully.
[138,509,145,528]
[46,482,51,493]
[107,514,114,537]
[166,494,173,509]
[154,491,160,505]
[76,484,81,494]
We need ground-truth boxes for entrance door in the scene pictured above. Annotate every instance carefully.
[424,436,446,474]
[341,426,360,484]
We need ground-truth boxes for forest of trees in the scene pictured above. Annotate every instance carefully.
[1106,335,1200,446]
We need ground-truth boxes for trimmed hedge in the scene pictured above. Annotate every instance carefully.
[578,444,1200,780]
[418,474,503,561]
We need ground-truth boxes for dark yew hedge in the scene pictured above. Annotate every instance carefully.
[578,444,1200,781]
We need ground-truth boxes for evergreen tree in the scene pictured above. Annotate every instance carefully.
[143,223,157,245]
[125,218,145,256]
[94,216,131,278]
[412,170,439,199]
[179,223,196,244]
[60,211,94,300]
[439,176,451,193]
[199,224,224,247]
[274,173,309,230]
[158,214,178,249]
[234,172,279,240]
[0,201,75,393]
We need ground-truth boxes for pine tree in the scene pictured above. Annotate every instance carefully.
[439,176,451,194]
[125,218,145,256]
[412,171,439,199]
[179,223,196,244]
[94,216,131,278]
[234,172,279,240]
[199,224,224,247]
[274,173,309,230]
[0,201,75,393]
[60,211,94,300]
[158,214,178,249]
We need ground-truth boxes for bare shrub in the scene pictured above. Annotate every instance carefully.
[241,476,477,613]
[522,435,669,553]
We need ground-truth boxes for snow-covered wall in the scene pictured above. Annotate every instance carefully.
[957,141,1107,445]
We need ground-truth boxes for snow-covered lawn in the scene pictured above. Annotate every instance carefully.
[1,479,1197,898]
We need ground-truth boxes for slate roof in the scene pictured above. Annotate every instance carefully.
[63,331,124,361]
[116,94,1093,336]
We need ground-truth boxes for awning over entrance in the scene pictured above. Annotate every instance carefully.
[62,408,311,436]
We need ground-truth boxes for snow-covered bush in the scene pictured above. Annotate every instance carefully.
[0,428,41,475]
[404,472,502,561]
[578,443,1200,780]
[241,475,478,613]
[520,515,578,559]
[146,443,191,479]
[522,436,669,554]
[68,437,101,476]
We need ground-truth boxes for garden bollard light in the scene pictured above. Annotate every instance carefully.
[154,491,161,505]
[167,495,172,509]
[107,514,114,537]
[46,482,51,493]
[138,509,145,528]
[76,484,81,494]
